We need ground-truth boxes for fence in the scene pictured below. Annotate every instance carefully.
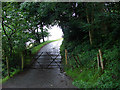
[64,49,104,71]
[2,53,26,79]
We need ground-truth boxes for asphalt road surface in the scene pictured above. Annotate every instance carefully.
[2,40,77,89]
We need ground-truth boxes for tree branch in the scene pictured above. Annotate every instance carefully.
[2,18,9,40]
[3,22,16,37]
[3,23,14,32]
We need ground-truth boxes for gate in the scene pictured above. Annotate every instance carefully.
[30,52,63,70]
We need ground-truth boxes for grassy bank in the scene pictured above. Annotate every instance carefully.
[2,69,20,83]
[60,39,120,88]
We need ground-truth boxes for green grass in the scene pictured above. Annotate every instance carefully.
[1,69,20,84]
[65,67,101,88]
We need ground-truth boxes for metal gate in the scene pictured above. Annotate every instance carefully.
[30,52,63,70]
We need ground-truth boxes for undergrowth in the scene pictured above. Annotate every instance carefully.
[60,39,120,88]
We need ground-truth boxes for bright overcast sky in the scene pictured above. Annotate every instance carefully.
[47,25,63,40]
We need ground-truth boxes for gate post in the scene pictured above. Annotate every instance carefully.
[6,57,10,77]
[65,49,68,65]
[99,49,104,71]
[21,52,24,71]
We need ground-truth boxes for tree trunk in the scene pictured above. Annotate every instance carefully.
[37,27,40,43]
[86,7,93,45]
[41,28,44,42]
[89,30,93,45]
[2,18,13,56]
[40,24,45,42]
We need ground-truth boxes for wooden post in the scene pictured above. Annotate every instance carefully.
[72,55,79,67]
[6,57,10,77]
[99,49,104,71]
[65,49,67,65]
[21,53,24,71]
[77,55,82,65]
[97,53,100,70]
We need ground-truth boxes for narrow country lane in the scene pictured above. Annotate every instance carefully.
[2,40,77,88]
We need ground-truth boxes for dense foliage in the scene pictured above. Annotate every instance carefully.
[2,2,50,78]
[2,2,120,88]
[59,2,120,88]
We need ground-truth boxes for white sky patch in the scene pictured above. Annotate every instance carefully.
[47,25,63,40]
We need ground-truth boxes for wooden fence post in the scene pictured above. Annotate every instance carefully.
[77,55,82,65]
[6,57,10,77]
[21,53,24,71]
[99,49,104,71]
[65,49,67,65]
[72,55,79,68]
[97,53,100,70]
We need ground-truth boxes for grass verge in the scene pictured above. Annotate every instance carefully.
[1,69,20,84]
[31,39,62,55]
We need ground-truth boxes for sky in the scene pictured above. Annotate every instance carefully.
[44,25,63,41]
